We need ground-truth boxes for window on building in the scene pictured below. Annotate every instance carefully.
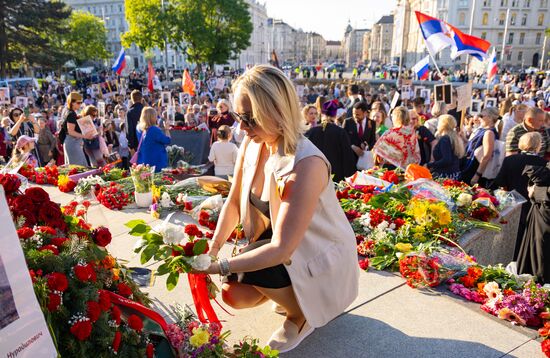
[482,13,489,25]
[501,0,508,5]
[119,5,122,12]
[459,0,468,6]
[499,12,506,25]
[510,13,516,25]
[498,32,504,43]
[507,52,512,61]
[524,0,530,5]
[497,51,502,59]
[519,32,525,44]
[541,0,548,7]
[522,13,528,25]
[459,12,466,25]
[481,31,487,39]
[508,32,514,44]
[536,32,542,44]
[538,13,544,25]
[518,51,523,61]
[483,0,491,5]
[512,0,518,6]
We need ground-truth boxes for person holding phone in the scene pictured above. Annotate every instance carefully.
[62,92,95,166]
[9,107,39,139]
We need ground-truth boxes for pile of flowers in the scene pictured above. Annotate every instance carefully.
[1,173,159,357]
[74,175,105,197]
[171,125,208,132]
[96,182,131,210]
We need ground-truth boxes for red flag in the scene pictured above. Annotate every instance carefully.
[182,69,196,97]
[147,61,155,92]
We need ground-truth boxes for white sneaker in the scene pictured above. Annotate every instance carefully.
[272,302,286,315]
[267,320,314,353]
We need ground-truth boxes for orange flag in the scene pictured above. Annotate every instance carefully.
[182,69,196,97]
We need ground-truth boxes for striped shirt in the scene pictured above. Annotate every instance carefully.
[505,123,550,156]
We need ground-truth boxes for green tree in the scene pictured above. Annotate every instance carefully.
[122,0,253,69]
[63,11,110,66]
[0,0,71,77]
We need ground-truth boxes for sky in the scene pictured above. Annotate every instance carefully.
[262,0,398,41]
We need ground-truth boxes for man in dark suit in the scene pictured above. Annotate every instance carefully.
[345,84,361,119]
[343,101,376,160]
[126,90,144,154]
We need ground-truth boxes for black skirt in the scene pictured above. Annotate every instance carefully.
[223,229,291,289]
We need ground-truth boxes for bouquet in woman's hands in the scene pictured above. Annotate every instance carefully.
[166,145,186,168]
[126,219,214,291]
[130,164,155,193]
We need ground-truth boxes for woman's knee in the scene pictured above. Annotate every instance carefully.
[221,283,264,309]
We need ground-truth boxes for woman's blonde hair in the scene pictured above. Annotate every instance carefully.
[371,101,387,116]
[518,132,542,152]
[232,65,306,155]
[67,91,82,110]
[138,107,158,131]
[499,97,513,116]
[436,115,465,158]
[392,106,410,127]
[81,105,98,117]
[431,101,447,117]
[482,107,499,125]
[216,99,232,113]
[302,104,317,123]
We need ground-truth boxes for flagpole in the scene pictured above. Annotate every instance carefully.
[465,0,477,75]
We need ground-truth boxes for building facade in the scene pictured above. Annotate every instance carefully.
[400,0,549,70]
[326,40,343,62]
[230,0,269,68]
[341,24,370,66]
[369,15,394,65]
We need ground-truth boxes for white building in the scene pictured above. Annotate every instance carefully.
[229,0,269,69]
[399,0,549,70]
[326,40,343,62]
[369,15,394,65]
[342,23,370,66]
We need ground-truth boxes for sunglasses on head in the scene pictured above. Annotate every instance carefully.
[233,112,257,127]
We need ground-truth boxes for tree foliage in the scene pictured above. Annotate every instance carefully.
[0,0,71,77]
[63,11,110,66]
[122,0,253,68]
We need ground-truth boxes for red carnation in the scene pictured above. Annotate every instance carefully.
[184,224,202,238]
[47,272,68,292]
[17,227,35,239]
[39,245,59,255]
[92,227,112,247]
[0,173,21,195]
[184,201,193,211]
[25,187,50,204]
[47,292,62,312]
[183,242,195,256]
[82,200,91,208]
[70,319,92,341]
[35,226,57,236]
[359,258,370,271]
[98,290,111,311]
[146,343,154,358]
[112,331,122,352]
[74,263,97,283]
[199,210,210,222]
[542,339,550,357]
[207,221,216,231]
[50,237,69,248]
[38,201,63,226]
[11,195,35,213]
[128,314,143,332]
[116,282,132,297]
[205,232,213,239]
[87,301,102,323]
[111,305,122,325]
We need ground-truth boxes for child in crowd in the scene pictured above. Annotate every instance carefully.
[207,125,238,178]
[118,123,130,170]
[5,135,39,172]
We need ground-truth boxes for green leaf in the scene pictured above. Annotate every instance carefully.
[156,262,171,276]
[193,239,207,255]
[125,219,147,229]
[140,244,158,264]
[129,223,151,236]
[166,271,179,291]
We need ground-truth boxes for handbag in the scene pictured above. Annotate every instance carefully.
[356,150,374,170]
[474,139,505,179]
[130,131,145,165]
[83,137,100,150]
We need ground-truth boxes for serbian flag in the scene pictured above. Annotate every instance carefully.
[147,60,155,92]
[448,25,491,61]
[487,48,498,81]
[182,69,196,97]
[111,48,126,75]
[415,11,455,55]
[413,55,430,80]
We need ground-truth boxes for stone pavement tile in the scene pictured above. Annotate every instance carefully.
[347,269,405,312]
[504,339,543,358]
[285,285,534,358]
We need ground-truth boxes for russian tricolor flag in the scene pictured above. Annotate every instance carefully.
[413,56,430,80]
[487,48,498,81]
[112,48,126,75]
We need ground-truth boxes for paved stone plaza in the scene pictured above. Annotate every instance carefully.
[41,185,544,357]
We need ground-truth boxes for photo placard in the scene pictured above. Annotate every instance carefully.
[97,101,106,119]
[485,97,498,108]
[15,96,28,109]
[434,84,453,105]
[470,99,482,114]
[0,87,10,105]
[161,91,171,107]
[77,115,98,137]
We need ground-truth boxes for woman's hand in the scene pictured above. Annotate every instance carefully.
[471,173,479,185]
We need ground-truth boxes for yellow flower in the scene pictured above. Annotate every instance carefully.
[190,328,210,347]
[395,243,413,253]
[430,203,452,226]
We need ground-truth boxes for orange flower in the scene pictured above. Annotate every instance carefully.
[102,255,116,269]
[111,268,120,281]
[477,283,487,298]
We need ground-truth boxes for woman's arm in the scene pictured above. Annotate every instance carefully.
[475,130,495,180]
[67,122,88,139]
[153,126,171,144]
[9,117,25,137]
[213,156,328,273]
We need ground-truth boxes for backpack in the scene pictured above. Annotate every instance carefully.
[58,111,70,145]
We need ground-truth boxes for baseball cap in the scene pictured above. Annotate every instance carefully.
[16,135,37,149]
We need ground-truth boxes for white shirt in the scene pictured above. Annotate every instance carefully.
[501,113,520,140]
[208,140,238,176]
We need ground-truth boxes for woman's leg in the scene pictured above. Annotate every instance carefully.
[221,282,267,309]
[255,286,305,328]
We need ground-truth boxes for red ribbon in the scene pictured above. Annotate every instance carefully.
[187,273,220,326]
[108,291,168,331]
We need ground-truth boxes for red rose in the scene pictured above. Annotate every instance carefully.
[38,201,63,225]
[17,227,35,239]
[11,195,35,213]
[98,290,111,311]
[50,237,69,248]
[146,343,154,358]
[116,282,132,297]
[39,245,59,255]
[183,242,195,256]
[25,187,50,204]
[47,272,68,292]
[128,314,143,332]
[199,210,210,222]
[112,331,122,352]
[70,319,92,341]
[74,263,97,282]
[47,292,62,312]
[0,173,21,195]
[87,301,102,322]
[184,201,193,211]
[359,258,370,271]
[92,227,112,247]
[16,209,37,227]
[111,305,121,325]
